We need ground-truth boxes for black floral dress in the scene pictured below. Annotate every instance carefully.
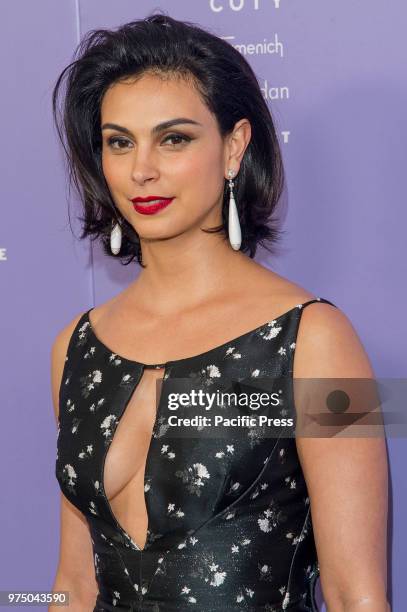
[55,297,337,611]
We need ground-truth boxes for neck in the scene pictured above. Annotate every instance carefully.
[131,231,250,316]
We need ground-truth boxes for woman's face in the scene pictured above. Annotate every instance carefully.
[100,72,245,244]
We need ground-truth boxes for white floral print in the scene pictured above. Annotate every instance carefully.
[175,462,211,496]
[55,297,335,611]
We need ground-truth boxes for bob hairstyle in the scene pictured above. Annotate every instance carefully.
[52,11,285,267]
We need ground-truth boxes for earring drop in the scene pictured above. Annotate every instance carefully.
[110,219,122,255]
[227,169,242,250]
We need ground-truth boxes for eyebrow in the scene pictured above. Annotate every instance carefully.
[101,117,203,137]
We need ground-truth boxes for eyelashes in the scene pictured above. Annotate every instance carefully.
[106,132,192,151]
[162,133,192,146]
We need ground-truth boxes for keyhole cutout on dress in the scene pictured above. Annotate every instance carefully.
[102,365,165,551]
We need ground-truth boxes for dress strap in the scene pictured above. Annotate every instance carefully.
[63,309,95,361]
[301,297,337,309]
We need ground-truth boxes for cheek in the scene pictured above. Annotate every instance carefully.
[176,145,224,197]
[101,153,125,191]
[193,157,225,204]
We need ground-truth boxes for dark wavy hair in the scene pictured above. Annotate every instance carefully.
[52,10,285,267]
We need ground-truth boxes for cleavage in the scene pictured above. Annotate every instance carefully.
[103,366,165,550]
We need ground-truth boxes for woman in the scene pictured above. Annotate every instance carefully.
[50,12,390,612]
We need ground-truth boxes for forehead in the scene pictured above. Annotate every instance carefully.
[101,73,209,123]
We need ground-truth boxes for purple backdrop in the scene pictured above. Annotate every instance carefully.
[1,1,405,609]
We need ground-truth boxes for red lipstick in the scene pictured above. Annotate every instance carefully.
[131,196,174,216]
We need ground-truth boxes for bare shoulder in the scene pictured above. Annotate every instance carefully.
[294,300,375,378]
[84,292,126,326]
[240,262,317,312]
[50,293,121,367]
[254,262,375,378]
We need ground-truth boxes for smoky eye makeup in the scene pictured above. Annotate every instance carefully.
[104,131,194,150]
[161,132,193,145]
[105,136,131,149]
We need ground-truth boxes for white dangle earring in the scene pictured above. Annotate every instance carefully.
[110,219,122,255]
[227,169,242,251]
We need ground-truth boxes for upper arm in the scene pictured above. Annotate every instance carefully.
[293,303,389,607]
[50,313,98,598]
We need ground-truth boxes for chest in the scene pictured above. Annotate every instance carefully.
[55,313,299,550]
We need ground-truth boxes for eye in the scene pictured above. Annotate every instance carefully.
[105,132,192,151]
[107,136,132,150]
[162,133,191,147]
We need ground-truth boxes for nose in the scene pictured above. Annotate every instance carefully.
[130,149,160,185]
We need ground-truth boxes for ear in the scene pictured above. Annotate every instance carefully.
[224,118,252,173]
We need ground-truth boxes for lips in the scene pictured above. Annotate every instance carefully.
[131,197,174,215]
